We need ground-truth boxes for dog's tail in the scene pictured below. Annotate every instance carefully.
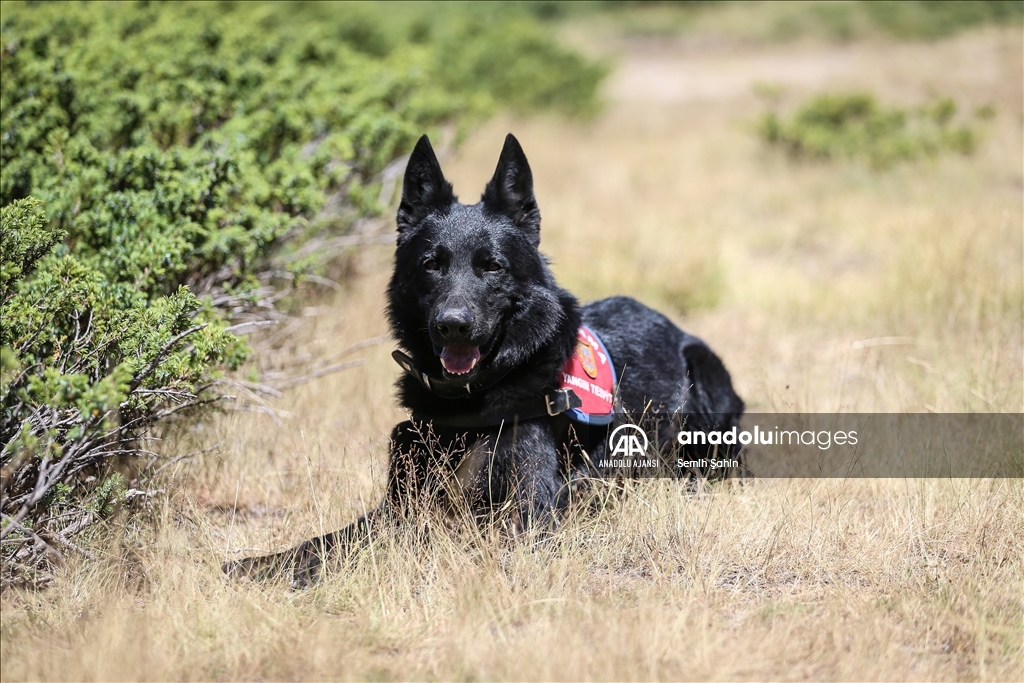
[222,509,381,588]
[222,550,291,582]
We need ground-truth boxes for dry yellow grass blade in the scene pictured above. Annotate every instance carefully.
[2,22,1021,683]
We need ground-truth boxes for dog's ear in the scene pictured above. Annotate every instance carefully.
[482,133,540,245]
[397,135,455,233]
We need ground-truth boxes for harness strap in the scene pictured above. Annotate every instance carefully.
[392,349,583,427]
[411,388,582,428]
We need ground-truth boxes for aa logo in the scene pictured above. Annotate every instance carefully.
[608,424,649,458]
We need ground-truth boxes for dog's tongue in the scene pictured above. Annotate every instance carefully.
[440,345,481,375]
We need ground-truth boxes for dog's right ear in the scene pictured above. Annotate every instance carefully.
[397,135,455,233]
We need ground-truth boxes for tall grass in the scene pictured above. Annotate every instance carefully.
[1,19,1021,683]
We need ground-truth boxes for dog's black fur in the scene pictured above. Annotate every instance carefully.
[226,134,743,586]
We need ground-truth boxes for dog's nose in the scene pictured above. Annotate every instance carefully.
[435,308,473,340]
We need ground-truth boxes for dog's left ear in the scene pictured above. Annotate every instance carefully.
[397,135,456,234]
[482,133,540,245]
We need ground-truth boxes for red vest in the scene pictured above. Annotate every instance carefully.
[559,326,616,425]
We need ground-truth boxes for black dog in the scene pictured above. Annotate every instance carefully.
[226,134,743,586]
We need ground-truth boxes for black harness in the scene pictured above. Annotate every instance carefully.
[391,350,582,428]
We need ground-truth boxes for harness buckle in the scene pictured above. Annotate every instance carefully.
[545,388,582,416]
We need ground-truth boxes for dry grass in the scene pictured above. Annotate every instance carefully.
[2,20,1022,683]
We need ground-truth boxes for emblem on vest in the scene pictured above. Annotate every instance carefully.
[576,340,598,379]
[559,326,617,425]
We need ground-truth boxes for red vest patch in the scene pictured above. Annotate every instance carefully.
[559,326,616,425]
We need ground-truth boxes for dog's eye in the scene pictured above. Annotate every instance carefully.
[423,258,439,272]
[484,261,502,272]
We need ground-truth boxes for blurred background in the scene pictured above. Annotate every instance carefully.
[2,2,1022,680]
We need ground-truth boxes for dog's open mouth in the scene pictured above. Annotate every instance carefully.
[439,345,482,376]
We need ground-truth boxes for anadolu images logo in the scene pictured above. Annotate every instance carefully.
[608,424,649,458]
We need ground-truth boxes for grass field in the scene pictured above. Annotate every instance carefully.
[2,14,1022,682]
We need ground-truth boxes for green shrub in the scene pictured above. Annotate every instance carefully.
[0,0,605,586]
[594,1,1022,45]
[863,0,1024,40]
[757,92,985,169]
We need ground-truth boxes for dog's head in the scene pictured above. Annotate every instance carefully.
[387,134,568,384]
